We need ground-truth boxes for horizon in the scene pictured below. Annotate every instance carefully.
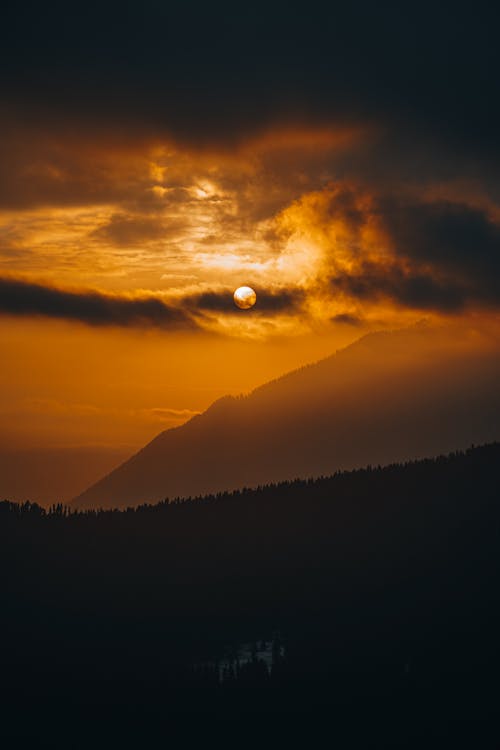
[3,318,499,506]
[2,3,500,505]
[4,440,496,514]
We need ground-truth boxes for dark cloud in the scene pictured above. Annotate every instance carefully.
[186,288,305,314]
[381,200,500,289]
[0,277,304,329]
[0,130,147,210]
[351,198,500,309]
[1,1,500,322]
[320,193,500,312]
[321,188,366,229]
[0,277,197,329]
[330,263,468,313]
[91,214,185,246]
[331,313,365,327]
[0,1,498,165]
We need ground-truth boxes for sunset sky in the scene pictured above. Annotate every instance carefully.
[1,2,499,499]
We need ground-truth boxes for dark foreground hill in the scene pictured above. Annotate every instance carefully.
[2,443,500,742]
[74,324,500,509]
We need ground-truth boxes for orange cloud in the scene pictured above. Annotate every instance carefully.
[1,121,500,340]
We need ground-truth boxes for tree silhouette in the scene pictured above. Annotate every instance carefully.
[0,443,499,740]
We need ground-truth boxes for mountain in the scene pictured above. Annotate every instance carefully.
[73,323,500,509]
[4,444,500,729]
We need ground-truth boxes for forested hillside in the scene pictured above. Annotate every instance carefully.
[74,326,500,509]
[1,443,500,742]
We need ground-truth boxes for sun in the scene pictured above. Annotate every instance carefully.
[233,286,257,310]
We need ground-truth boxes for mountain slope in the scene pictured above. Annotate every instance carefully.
[73,324,500,509]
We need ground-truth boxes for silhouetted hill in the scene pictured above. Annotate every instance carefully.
[1,444,500,738]
[73,324,500,509]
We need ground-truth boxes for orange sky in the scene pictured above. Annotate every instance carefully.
[1,123,500,456]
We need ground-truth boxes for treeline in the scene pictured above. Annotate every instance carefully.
[1,443,500,741]
[2,442,497,519]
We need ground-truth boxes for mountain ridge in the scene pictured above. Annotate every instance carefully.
[73,324,500,509]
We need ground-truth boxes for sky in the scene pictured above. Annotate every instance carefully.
[1,2,500,499]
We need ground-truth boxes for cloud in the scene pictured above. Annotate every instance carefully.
[185,288,306,314]
[0,276,307,331]
[380,199,500,302]
[144,407,200,421]
[332,197,500,311]
[0,277,197,329]
[1,2,498,172]
[331,313,365,326]
[0,126,153,210]
[91,213,185,246]
[330,263,467,312]
[278,184,500,314]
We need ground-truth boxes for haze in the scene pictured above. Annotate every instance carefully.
[1,3,500,503]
